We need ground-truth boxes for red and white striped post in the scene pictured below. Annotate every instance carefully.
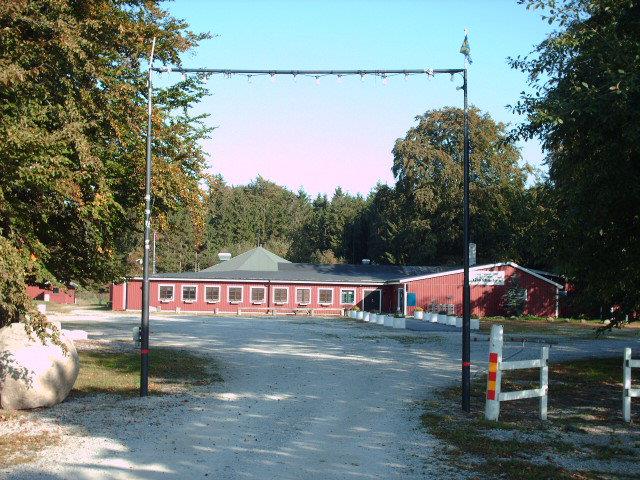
[485,324,503,421]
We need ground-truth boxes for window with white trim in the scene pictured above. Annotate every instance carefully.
[182,285,197,302]
[205,285,220,303]
[273,287,288,304]
[340,289,356,304]
[318,288,333,305]
[296,288,311,305]
[250,286,266,304]
[159,285,174,302]
[228,286,243,303]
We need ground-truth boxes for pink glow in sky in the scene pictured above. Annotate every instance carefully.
[166,1,551,197]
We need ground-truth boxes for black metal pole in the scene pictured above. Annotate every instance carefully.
[462,68,471,412]
[140,38,156,397]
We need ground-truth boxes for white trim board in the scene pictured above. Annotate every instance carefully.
[397,262,564,289]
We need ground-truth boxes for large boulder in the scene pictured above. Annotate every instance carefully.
[0,323,80,410]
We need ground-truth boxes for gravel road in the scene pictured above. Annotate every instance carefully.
[4,310,639,480]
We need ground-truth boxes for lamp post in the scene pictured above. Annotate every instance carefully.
[140,37,155,397]
[462,68,471,412]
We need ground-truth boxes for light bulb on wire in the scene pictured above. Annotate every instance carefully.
[382,74,388,86]
[315,76,320,85]
[337,75,343,84]
[270,73,276,83]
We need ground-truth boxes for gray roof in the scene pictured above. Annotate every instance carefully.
[151,246,448,284]
[201,246,290,272]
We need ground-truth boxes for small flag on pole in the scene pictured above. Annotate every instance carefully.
[460,31,472,64]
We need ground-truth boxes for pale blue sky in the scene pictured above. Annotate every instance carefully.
[163,0,552,196]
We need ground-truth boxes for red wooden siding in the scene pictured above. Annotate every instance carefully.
[405,265,558,318]
[27,285,76,304]
[111,281,387,313]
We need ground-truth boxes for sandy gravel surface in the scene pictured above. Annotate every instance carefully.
[2,310,638,480]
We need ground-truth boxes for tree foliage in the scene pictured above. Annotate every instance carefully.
[0,0,211,293]
[510,0,640,318]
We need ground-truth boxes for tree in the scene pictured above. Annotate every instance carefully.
[0,1,210,288]
[510,0,640,321]
[390,107,528,265]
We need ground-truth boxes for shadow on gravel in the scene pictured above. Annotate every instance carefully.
[5,313,472,480]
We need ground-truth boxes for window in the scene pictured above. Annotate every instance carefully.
[340,289,356,304]
[228,286,243,303]
[273,287,289,304]
[250,286,266,304]
[182,285,197,302]
[296,288,311,305]
[318,288,333,305]
[159,285,174,302]
[205,286,220,303]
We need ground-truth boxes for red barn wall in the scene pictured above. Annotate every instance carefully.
[112,280,389,313]
[406,265,558,318]
[27,285,76,304]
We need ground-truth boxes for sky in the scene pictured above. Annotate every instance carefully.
[163,0,553,198]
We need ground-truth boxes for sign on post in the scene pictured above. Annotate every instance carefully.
[485,324,549,421]
[470,270,505,286]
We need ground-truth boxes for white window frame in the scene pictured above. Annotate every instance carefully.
[228,286,243,304]
[181,285,198,303]
[295,287,312,305]
[340,288,356,305]
[250,286,267,304]
[158,284,174,303]
[272,287,289,304]
[204,285,221,303]
[318,288,334,306]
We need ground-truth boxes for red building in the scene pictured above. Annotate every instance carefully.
[27,283,76,304]
[111,247,562,318]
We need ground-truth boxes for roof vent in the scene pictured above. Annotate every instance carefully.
[218,252,232,262]
[361,259,371,265]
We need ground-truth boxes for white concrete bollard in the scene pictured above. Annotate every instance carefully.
[356,311,364,320]
[393,317,406,329]
[363,312,370,322]
[447,315,457,326]
[454,317,463,328]
[437,313,447,324]
[470,319,480,330]
[414,310,424,320]
[429,312,438,323]
[383,316,394,327]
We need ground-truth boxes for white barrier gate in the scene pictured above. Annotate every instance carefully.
[485,324,549,421]
[623,348,640,422]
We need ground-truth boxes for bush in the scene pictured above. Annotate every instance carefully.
[502,275,527,317]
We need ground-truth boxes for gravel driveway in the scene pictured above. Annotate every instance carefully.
[4,310,639,480]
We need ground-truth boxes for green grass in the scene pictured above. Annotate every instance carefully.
[73,346,223,396]
[420,357,640,479]
[479,316,640,339]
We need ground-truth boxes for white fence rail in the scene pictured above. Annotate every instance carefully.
[623,348,640,422]
[485,324,549,421]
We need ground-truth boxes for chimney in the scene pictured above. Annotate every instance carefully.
[361,259,371,265]
[218,252,232,262]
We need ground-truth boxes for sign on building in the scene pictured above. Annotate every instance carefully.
[470,270,505,286]
[469,242,477,266]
